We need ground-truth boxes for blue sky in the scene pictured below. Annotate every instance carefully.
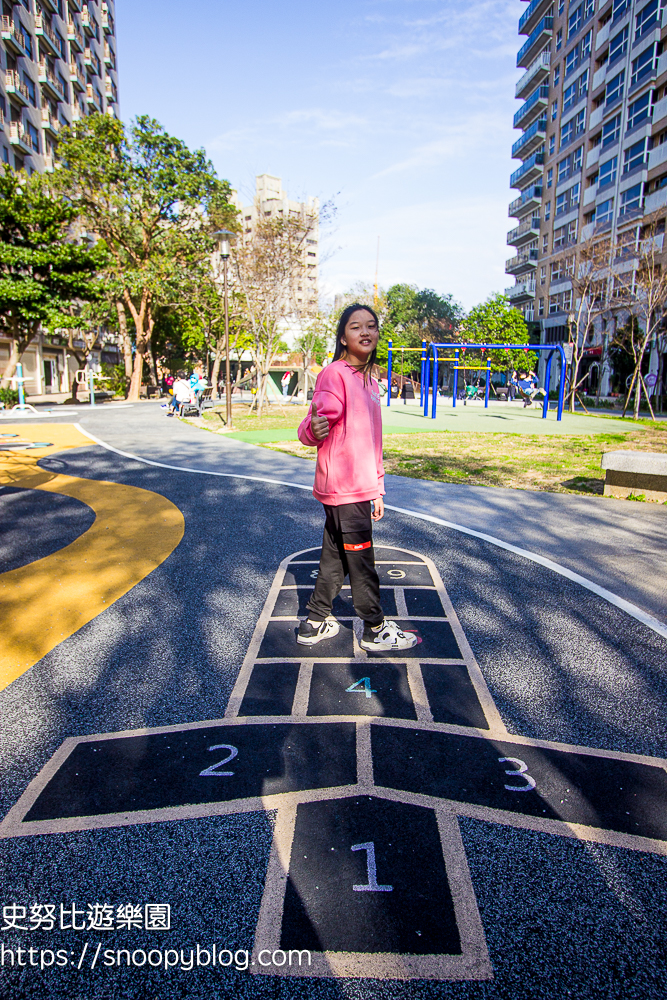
[117,0,524,311]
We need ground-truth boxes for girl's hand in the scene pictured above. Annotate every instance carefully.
[372,497,384,521]
[310,401,330,441]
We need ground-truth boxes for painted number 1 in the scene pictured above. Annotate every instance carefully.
[498,757,536,792]
[199,744,238,777]
[351,842,393,892]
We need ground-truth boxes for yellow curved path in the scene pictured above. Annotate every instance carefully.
[0,424,185,690]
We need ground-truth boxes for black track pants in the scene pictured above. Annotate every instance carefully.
[306,501,384,627]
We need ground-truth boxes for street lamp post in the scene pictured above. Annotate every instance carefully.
[213,230,236,429]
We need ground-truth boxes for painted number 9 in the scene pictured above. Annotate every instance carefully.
[387,569,406,579]
[199,744,238,777]
[498,757,536,792]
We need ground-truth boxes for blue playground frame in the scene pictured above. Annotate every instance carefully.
[386,341,568,422]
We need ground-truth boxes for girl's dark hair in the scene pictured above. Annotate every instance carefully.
[332,303,379,380]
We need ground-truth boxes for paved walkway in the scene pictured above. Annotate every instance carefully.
[47,402,667,624]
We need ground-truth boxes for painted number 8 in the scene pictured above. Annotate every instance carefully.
[498,757,536,792]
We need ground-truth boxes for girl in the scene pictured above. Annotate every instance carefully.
[296,303,417,652]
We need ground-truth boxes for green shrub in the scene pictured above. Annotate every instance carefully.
[100,363,129,398]
[0,387,19,407]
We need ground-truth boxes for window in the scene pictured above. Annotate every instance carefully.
[568,219,578,242]
[624,138,646,172]
[556,192,568,216]
[554,225,567,248]
[547,167,553,188]
[540,265,547,285]
[559,0,565,13]
[560,119,573,148]
[613,0,630,17]
[563,82,576,111]
[558,156,570,182]
[584,0,595,18]
[26,121,39,153]
[554,64,560,87]
[581,30,591,60]
[606,70,625,104]
[539,298,545,317]
[599,155,618,186]
[596,198,614,223]
[578,69,589,100]
[552,99,559,121]
[549,290,573,313]
[545,201,551,220]
[22,74,36,106]
[550,133,556,154]
[620,182,643,214]
[574,109,586,135]
[635,0,659,41]
[543,234,549,251]
[23,29,33,59]
[565,47,578,76]
[551,259,564,281]
[556,28,563,51]
[570,182,580,206]
[602,113,621,147]
[572,145,583,172]
[627,90,652,130]
[1,147,8,165]
[632,45,656,87]
[609,26,629,63]
[569,4,582,38]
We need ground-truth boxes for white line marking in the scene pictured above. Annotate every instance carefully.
[73,424,667,640]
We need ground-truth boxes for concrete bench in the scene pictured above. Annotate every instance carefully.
[601,451,667,501]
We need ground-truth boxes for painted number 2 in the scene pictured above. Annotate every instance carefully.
[351,842,393,892]
[199,744,238,777]
[498,757,536,792]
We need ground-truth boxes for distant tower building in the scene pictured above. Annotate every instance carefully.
[0,0,120,172]
[237,174,320,322]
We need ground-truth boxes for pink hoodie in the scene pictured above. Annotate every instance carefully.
[298,360,384,506]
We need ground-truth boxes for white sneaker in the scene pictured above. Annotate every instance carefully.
[360,619,418,652]
[297,615,341,645]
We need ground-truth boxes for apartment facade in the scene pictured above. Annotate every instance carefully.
[507,0,667,395]
[0,0,120,395]
[236,174,319,341]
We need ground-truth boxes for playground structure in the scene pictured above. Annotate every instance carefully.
[385,341,568,422]
[7,363,39,414]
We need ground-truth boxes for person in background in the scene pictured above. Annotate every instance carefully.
[281,371,292,397]
[516,369,546,407]
[166,371,194,416]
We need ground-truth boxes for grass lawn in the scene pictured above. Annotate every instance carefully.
[196,402,667,499]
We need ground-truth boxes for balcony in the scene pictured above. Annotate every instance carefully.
[105,78,117,101]
[1,16,32,59]
[5,70,30,107]
[44,153,55,173]
[516,49,551,99]
[103,41,114,67]
[41,107,61,138]
[69,0,83,11]
[38,62,66,102]
[505,279,537,304]
[70,61,85,91]
[67,20,84,53]
[517,16,553,69]
[34,14,62,58]
[84,45,95,70]
[101,5,114,35]
[508,184,543,218]
[512,117,547,158]
[518,0,551,36]
[40,0,60,11]
[507,217,541,247]
[510,150,545,187]
[9,122,36,156]
[514,84,549,129]
[595,20,611,51]
[506,248,539,275]
[81,5,98,39]
[86,82,101,111]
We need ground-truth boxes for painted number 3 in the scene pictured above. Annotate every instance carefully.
[199,745,238,777]
[498,757,536,792]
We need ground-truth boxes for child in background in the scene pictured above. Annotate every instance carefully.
[296,303,417,652]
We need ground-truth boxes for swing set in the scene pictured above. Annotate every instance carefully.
[385,341,568,421]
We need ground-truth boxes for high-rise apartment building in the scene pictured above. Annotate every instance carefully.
[236,174,319,321]
[1,0,119,172]
[0,1,120,395]
[507,0,667,394]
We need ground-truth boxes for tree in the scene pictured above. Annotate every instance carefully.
[55,114,236,401]
[610,213,667,420]
[463,293,533,371]
[0,168,105,388]
[294,314,329,395]
[231,206,318,414]
[564,234,612,412]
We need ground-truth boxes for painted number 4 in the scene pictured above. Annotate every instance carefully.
[498,757,536,792]
[346,677,377,700]
[351,842,393,892]
[199,745,238,777]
